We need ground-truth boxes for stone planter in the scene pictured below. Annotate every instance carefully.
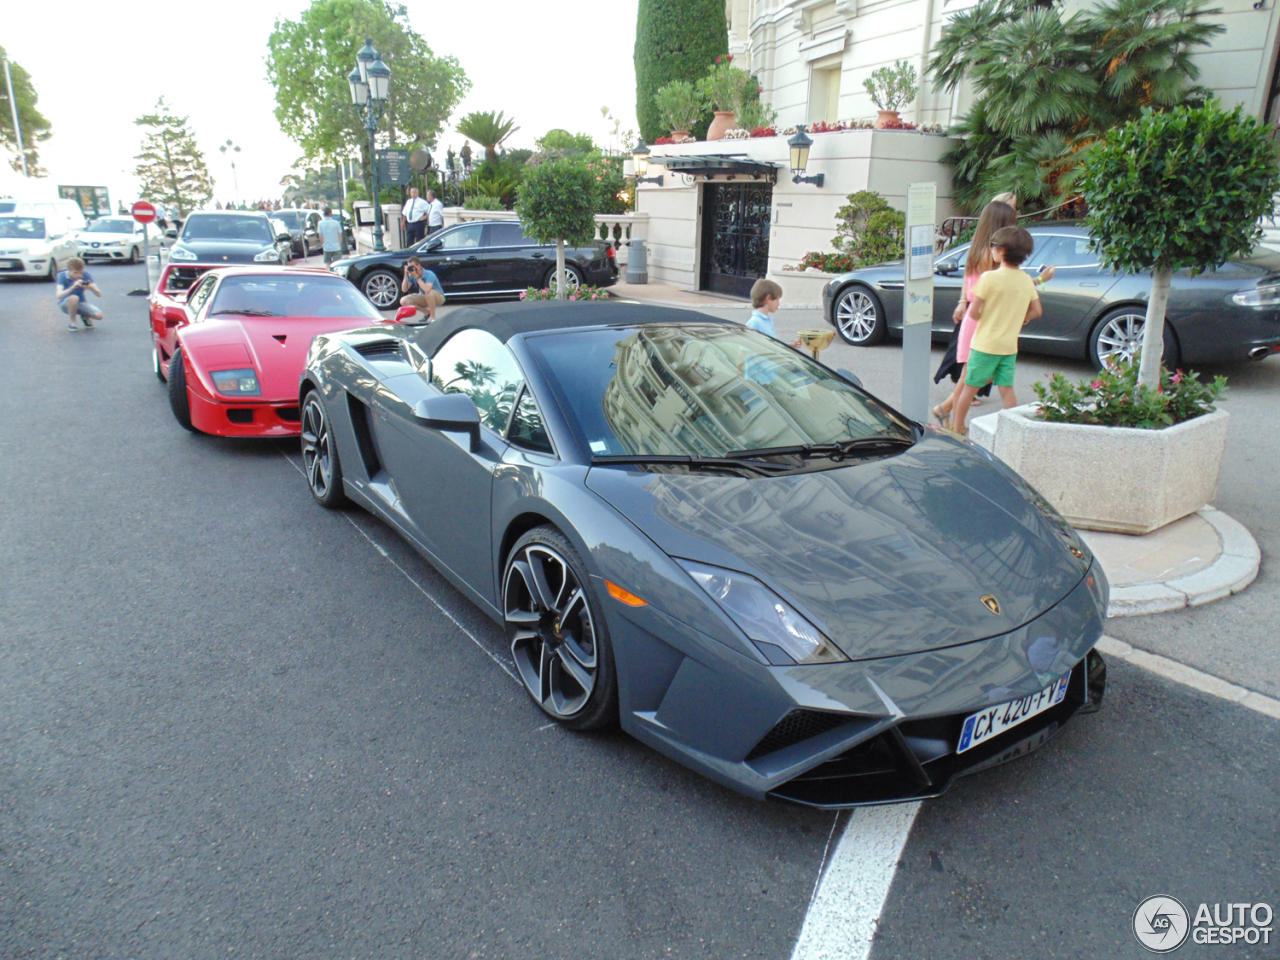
[770,270,841,307]
[969,405,1230,534]
[874,110,901,129]
[706,111,737,141]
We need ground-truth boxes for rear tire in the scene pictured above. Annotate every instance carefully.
[1088,308,1180,370]
[545,264,584,295]
[167,348,197,433]
[301,390,348,508]
[832,285,887,346]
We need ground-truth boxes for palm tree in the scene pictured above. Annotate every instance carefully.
[455,110,520,162]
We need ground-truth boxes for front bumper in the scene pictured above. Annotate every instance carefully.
[0,254,53,276]
[189,391,304,438]
[79,245,135,261]
[614,564,1108,807]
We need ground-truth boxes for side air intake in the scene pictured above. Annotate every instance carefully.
[354,339,402,359]
[744,710,852,762]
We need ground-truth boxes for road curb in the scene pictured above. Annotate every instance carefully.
[1096,635,1280,720]
[1106,506,1260,617]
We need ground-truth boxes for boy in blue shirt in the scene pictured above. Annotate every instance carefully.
[56,257,103,331]
[743,279,801,383]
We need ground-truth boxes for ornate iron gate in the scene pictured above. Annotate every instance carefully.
[700,182,773,298]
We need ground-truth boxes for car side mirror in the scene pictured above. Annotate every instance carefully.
[392,305,419,323]
[163,306,187,327]
[414,394,481,452]
[836,367,864,389]
[277,231,292,242]
[426,241,442,252]
[935,261,957,276]
[165,228,177,239]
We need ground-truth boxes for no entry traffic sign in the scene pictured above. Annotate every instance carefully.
[131,200,157,224]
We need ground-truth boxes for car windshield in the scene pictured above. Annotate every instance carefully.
[275,211,304,228]
[207,275,383,320]
[525,324,913,461]
[0,216,44,239]
[180,215,273,243]
[86,219,134,233]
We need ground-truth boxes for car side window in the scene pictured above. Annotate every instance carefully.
[507,386,554,455]
[1037,236,1099,268]
[431,328,523,433]
[487,222,538,248]
[188,276,218,317]
[437,224,484,251]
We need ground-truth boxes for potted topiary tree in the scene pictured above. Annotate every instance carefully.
[971,102,1279,534]
[654,80,705,140]
[863,60,917,129]
[514,158,599,300]
[697,55,754,140]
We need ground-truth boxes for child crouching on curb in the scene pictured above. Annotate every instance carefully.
[950,226,1041,436]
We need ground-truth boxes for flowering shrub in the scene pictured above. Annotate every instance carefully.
[520,285,612,302]
[785,252,858,273]
[722,128,750,140]
[699,56,755,112]
[1033,358,1226,429]
[808,120,849,133]
[750,126,776,137]
[653,136,675,145]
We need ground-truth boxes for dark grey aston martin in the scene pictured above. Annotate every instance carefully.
[823,223,1280,368]
[297,302,1108,806]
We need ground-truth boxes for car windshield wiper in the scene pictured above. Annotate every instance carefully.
[211,309,280,317]
[591,454,789,476]
[726,434,915,462]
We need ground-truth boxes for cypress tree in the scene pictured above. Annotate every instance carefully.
[634,0,729,142]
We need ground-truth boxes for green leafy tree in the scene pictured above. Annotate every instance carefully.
[932,0,1222,212]
[266,0,469,195]
[515,159,598,299]
[634,0,728,142]
[535,129,596,155]
[1078,103,1280,387]
[0,48,52,175]
[133,99,214,216]
[456,110,518,162]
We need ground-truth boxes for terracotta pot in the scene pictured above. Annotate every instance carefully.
[670,130,691,140]
[706,111,736,141]
[874,110,901,129]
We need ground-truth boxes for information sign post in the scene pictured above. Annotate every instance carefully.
[901,182,937,423]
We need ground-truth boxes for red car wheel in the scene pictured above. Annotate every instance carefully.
[167,349,198,433]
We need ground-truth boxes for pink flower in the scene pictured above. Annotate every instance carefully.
[1171,371,1182,384]
[1091,380,1102,389]
[519,291,526,300]
[568,294,576,301]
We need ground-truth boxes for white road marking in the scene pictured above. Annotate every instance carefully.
[790,802,920,960]
[277,447,520,685]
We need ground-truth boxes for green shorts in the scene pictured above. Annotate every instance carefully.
[965,349,1017,388]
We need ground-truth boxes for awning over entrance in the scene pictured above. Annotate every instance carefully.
[656,154,781,182]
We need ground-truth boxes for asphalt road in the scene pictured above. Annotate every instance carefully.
[0,268,1275,959]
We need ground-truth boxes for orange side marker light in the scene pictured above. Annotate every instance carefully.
[605,580,648,607]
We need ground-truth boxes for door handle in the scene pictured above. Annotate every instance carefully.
[465,255,478,261]
[1080,282,1099,287]
[531,253,546,259]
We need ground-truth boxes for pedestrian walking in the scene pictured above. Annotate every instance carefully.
[400,256,445,321]
[317,206,344,266]
[950,226,1042,435]
[403,187,429,246]
[425,190,445,236]
[56,257,104,331]
[931,200,1016,423]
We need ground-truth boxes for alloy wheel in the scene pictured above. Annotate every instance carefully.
[835,289,878,343]
[1094,311,1146,365]
[547,267,583,295]
[300,396,334,499]
[505,544,598,719]
[364,272,400,308]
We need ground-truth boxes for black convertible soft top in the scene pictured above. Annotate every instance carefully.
[410,300,733,356]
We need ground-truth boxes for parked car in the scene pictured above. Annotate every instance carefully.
[75,216,162,264]
[0,212,80,280]
[274,209,323,259]
[155,266,387,437]
[168,211,288,267]
[269,218,295,264]
[329,219,617,309]
[0,198,87,234]
[822,222,1280,368]
[296,301,1108,806]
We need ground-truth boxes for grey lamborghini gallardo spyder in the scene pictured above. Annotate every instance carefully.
[297,301,1108,807]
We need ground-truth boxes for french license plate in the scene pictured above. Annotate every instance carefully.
[0,259,17,269]
[957,675,1070,754]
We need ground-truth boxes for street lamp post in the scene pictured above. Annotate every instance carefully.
[219,139,242,199]
[349,38,392,253]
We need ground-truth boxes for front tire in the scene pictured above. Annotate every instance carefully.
[301,390,348,508]
[503,526,617,730]
[1088,308,1180,370]
[128,246,139,265]
[832,285,887,345]
[153,346,166,383]
[362,269,401,309]
[167,348,197,433]
[44,259,56,282]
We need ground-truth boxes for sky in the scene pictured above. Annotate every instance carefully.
[0,0,640,207]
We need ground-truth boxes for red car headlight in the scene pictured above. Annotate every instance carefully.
[211,368,261,396]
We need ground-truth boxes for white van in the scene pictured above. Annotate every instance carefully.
[0,202,83,280]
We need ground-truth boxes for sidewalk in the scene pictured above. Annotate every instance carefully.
[609,280,750,309]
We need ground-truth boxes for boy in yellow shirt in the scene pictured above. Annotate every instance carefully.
[951,226,1042,435]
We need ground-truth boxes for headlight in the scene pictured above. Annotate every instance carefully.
[330,261,351,278]
[254,248,281,262]
[169,246,197,261]
[1232,284,1280,306]
[677,560,847,664]
[105,240,126,247]
[210,368,261,396]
